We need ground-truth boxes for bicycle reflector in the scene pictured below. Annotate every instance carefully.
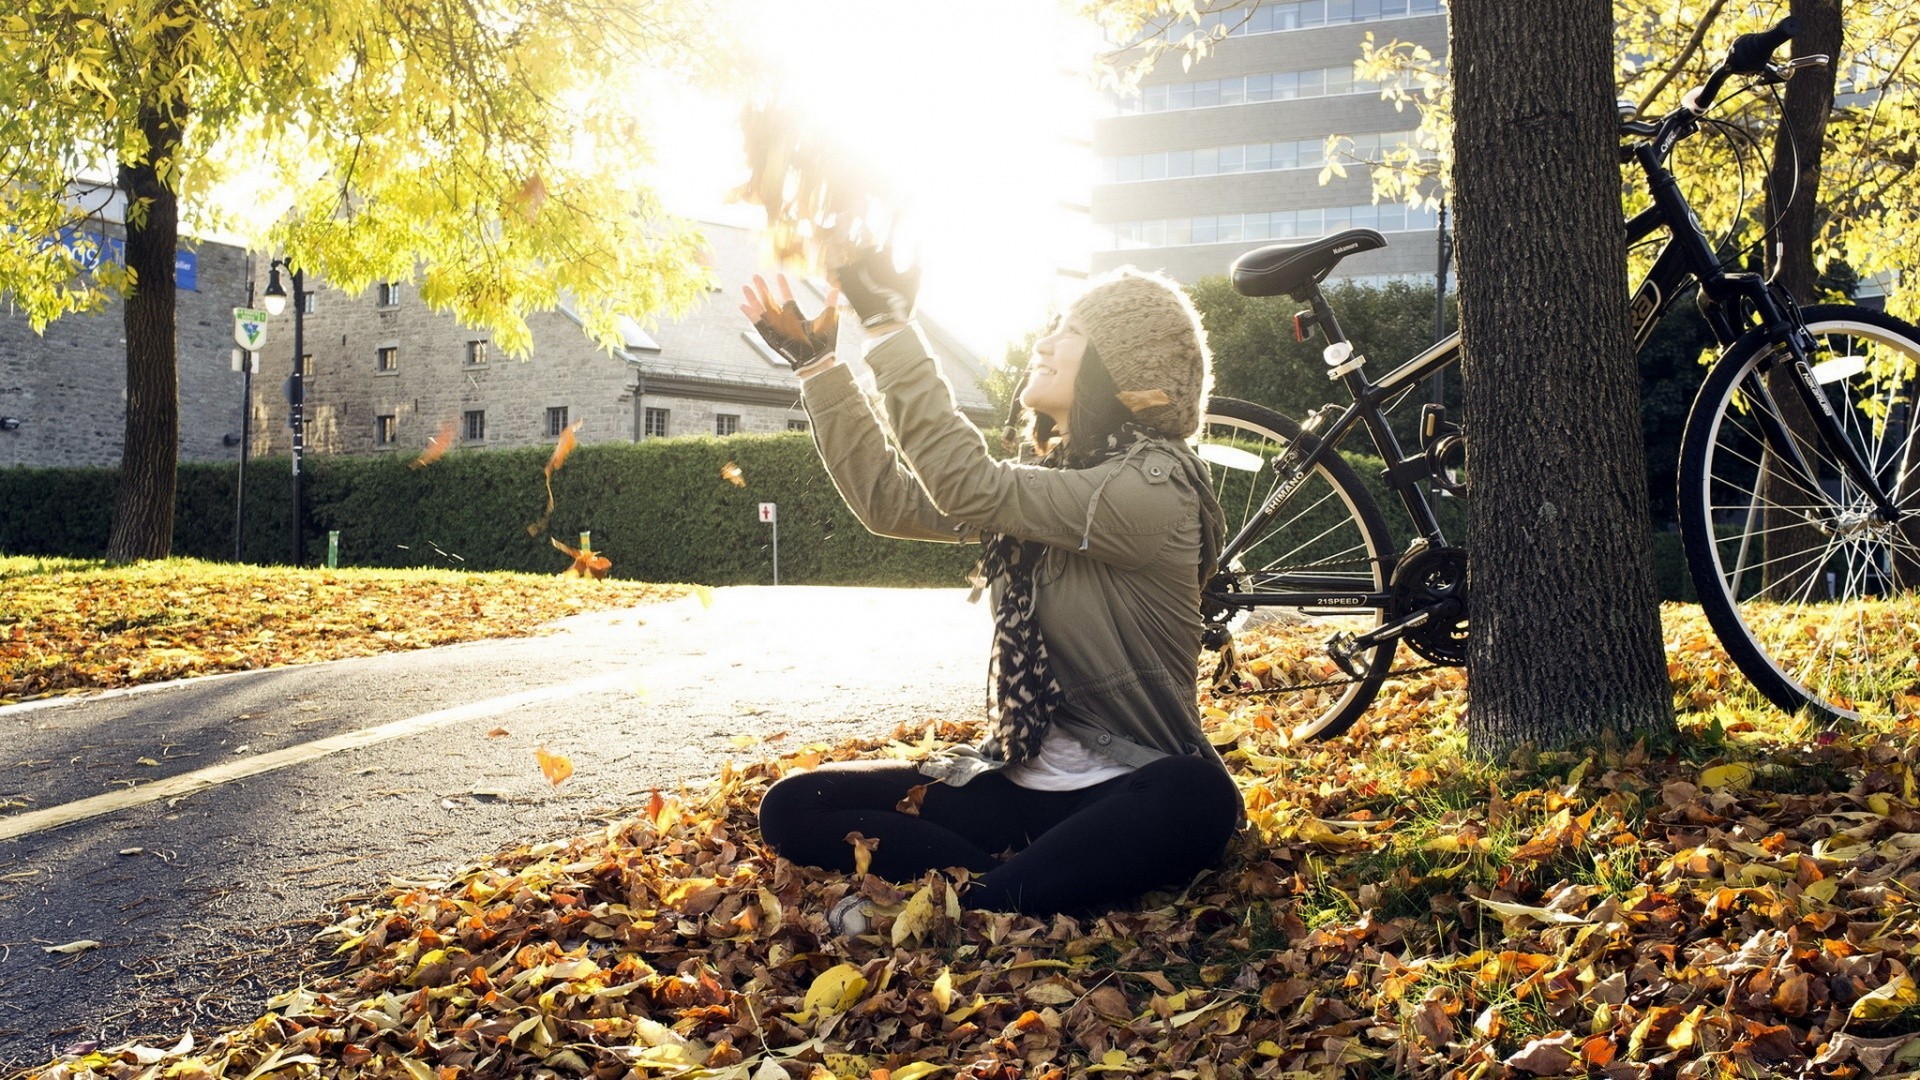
[1293,310,1318,342]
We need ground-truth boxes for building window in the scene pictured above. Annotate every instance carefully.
[376,346,398,372]
[545,406,570,438]
[788,418,811,432]
[376,415,396,446]
[1103,199,1439,251]
[644,408,670,439]
[463,409,486,442]
[377,282,401,307]
[715,414,740,436]
[301,291,317,315]
[466,340,488,366]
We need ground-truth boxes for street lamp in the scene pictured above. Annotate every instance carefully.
[265,258,307,565]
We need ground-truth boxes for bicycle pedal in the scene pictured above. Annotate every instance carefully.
[1326,632,1371,680]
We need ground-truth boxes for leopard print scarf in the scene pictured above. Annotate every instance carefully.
[979,427,1148,765]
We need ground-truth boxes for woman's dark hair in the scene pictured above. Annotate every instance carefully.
[1021,343,1137,467]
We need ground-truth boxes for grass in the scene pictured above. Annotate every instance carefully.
[0,555,693,704]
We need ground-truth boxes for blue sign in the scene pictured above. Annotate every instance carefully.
[51,228,198,291]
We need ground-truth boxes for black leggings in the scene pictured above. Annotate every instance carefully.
[757,753,1241,916]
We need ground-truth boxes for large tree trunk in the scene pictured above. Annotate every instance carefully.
[105,101,184,562]
[1761,0,1847,600]
[1450,0,1676,755]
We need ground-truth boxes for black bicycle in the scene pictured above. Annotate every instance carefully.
[1197,17,1920,740]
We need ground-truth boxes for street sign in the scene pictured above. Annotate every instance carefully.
[232,307,269,351]
[230,347,259,374]
[758,502,777,523]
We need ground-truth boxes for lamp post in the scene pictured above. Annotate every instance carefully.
[262,259,306,566]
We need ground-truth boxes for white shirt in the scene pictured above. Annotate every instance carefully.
[1002,727,1135,791]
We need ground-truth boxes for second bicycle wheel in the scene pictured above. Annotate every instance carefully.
[1197,397,1398,740]
[1678,304,1920,720]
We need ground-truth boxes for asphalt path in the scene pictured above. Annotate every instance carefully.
[0,585,989,1071]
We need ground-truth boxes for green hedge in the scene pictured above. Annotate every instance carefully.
[0,434,977,587]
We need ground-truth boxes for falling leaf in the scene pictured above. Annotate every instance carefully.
[485,728,509,738]
[411,421,458,469]
[550,537,611,580]
[509,172,549,219]
[43,939,100,955]
[721,462,746,487]
[693,584,715,608]
[845,831,878,877]
[526,422,585,535]
[895,784,929,816]
[535,746,573,787]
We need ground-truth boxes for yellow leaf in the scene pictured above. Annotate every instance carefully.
[535,746,573,786]
[693,585,715,608]
[1804,878,1840,904]
[890,1064,946,1080]
[1103,1050,1128,1067]
[802,963,868,1019]
[1665,1005,1704,1049]
[1850,974,1919,1021]
[42,939,100,955]
[1699,763,1754,791]
[930,969,953,1013]
[892,885,936,946]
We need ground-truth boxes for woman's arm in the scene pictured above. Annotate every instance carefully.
[802,363,972,544]
[863,327,1189,568]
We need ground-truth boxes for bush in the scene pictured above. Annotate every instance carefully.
[0,434,979,587]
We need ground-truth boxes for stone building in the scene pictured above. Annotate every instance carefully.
[0,225,253,469]
[1092,0,1448,285]
[248,222,995,457]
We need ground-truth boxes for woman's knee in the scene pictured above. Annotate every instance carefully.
[1128,756,1241,836]
[756,771,826,853]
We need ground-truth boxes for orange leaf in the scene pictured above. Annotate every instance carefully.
[550,536,612,579]
[536,745,573,786]
[485,727,509,738]
[721,461,746,487]
[1582,1034,1618,1067]
[411,421,458,468]
[545,421,582,477]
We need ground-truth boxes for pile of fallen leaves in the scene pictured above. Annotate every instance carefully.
[23,601,1920,1080]
[0,558,690,704]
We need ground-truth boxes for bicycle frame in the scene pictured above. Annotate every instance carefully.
[1210,104,1909,614]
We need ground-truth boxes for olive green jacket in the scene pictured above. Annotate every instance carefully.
[802,325,1233,791]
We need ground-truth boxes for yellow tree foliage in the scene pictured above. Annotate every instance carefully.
[0,0,722,350]
[1352,1,1920,322]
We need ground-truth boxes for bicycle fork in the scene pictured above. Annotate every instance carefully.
[1747,324,1909,526]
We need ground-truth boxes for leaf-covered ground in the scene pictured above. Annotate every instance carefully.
[21,601,1920,1080]
[0,557,692,705]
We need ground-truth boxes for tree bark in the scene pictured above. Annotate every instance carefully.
[1761,0,1844,599]
[1450,0,1676,755]
[105,100,184,562]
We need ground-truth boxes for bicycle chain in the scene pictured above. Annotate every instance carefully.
[1210,660,1453,698]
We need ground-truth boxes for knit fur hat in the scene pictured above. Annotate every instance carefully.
[1067,267,1212,439]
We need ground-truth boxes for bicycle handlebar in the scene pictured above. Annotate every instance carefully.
[1687,16,1799,114]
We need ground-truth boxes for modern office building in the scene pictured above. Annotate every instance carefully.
[1090,0,1448,287]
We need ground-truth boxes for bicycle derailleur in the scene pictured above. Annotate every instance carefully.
[1326,539,1471,678]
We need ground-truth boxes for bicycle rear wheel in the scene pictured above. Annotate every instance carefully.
[1197,397,1397,740]
[1678,304,1920,720]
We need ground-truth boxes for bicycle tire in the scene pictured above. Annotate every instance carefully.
[1198,397,1399,740]
[1678,304,1920,720]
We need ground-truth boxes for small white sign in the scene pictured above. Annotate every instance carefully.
[758,502,777,523]
[230,347,260,374]
[233,307,269,351]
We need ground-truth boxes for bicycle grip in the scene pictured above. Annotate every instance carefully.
[1727,17,1799,74]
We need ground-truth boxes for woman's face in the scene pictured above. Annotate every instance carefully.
[1020,316,1087,427]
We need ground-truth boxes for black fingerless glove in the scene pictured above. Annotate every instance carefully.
[752,300,838,371]
[835,249,921,330]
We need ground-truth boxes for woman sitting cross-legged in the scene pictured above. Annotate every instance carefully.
[740,254,1242,927]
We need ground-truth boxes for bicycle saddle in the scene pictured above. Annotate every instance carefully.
[1230,229,1389,298]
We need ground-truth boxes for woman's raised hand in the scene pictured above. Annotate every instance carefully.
[741,274,841,375]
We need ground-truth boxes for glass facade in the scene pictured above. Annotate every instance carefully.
[1102,130,1424,183]
[1106,200,1440,250]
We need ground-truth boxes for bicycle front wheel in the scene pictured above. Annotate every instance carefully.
[1678,304,1920,720]
[1197,397,1398,741]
